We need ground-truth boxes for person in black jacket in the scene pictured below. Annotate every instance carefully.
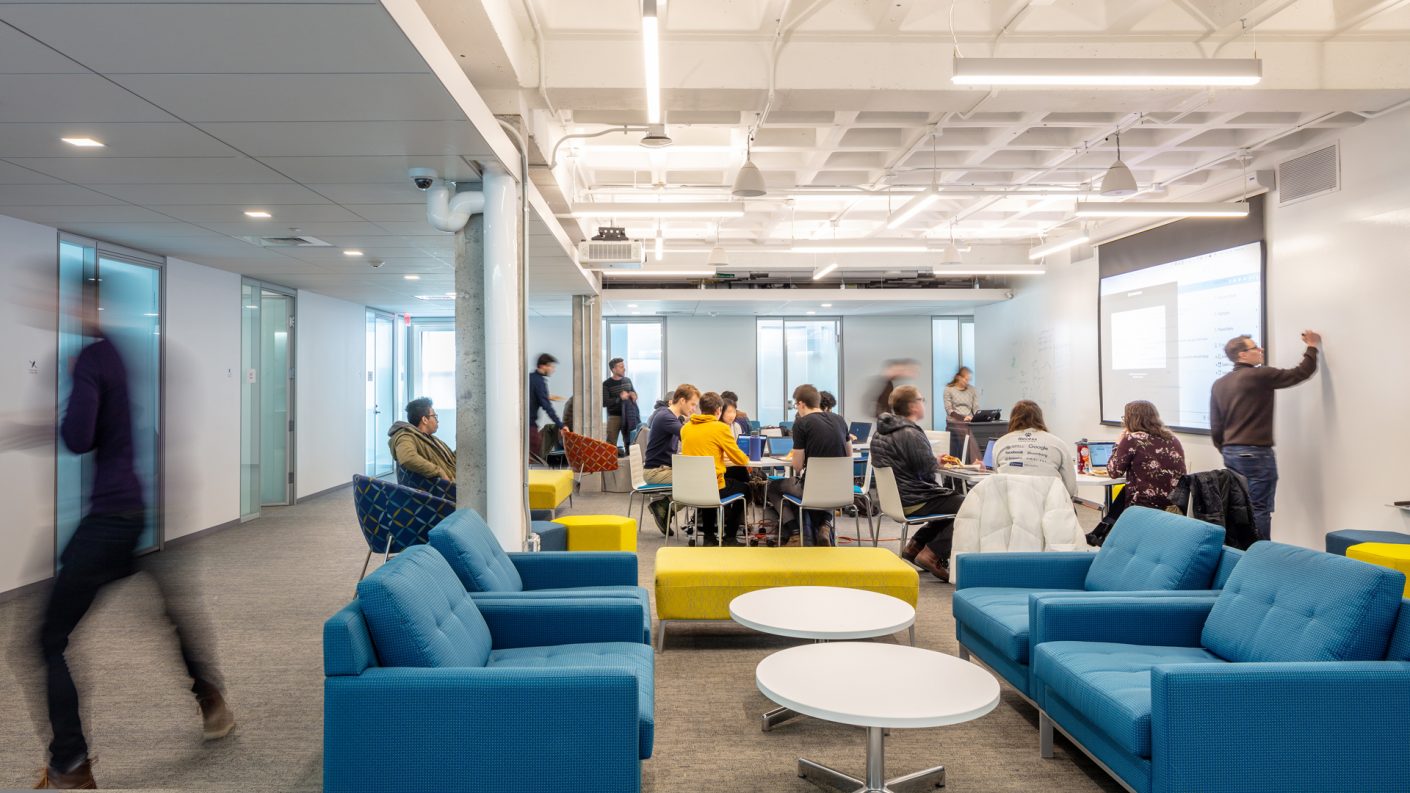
[602,357,637,449]
[869,385,966,582]
[528,353,564,461]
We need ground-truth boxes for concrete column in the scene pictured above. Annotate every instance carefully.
[480,166,525,550]
[570,295,588,432]
[587,296,604,439]
[454,214,488,517]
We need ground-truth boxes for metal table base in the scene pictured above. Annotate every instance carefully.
[797,726,945,793]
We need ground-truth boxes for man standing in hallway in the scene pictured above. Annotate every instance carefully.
[37,297,234,789]
[602,357,637,449]
[528,354,564,462]
[388,397,456,483]
[1210,330,1322,541]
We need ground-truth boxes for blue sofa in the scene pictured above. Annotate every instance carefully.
[1030,542,1410,793]
[324,545,653,793]
[428,508,652,644]
[952,507,1242,702]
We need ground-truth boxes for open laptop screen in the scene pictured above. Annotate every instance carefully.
[848,421,872,444]
[1087,441,1116,468]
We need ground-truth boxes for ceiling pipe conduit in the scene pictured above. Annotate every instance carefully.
[425,180,488,233]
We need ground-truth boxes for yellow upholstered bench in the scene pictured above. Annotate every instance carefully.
[654,547,919,650]
[527,469,573,515]
[1347,543,1410,597]
[554,515,637,552]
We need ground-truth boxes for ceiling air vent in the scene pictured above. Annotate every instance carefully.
[239,234,333,248]
[1277,143,1339,206]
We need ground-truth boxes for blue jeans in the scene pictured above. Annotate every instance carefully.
[1223,445,1278,541]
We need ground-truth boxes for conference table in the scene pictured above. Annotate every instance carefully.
[939,466,1127,515]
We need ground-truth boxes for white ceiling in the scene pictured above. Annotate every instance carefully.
[596,287,1012,318]
[0,0,588,315]
[423,0,1410,284]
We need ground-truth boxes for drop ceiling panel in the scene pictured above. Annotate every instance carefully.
[0,204,180,225]
[0,123,238,158]
[259,155,479,184]
[0,4,428,74]
[305,183,429,205]
[194,121,493,158]
[150,203,364,224]
[0,75,174,122]
[0,23,86,74]
[92,183,326,206]
[112,74,463,123]
[0,161,61,184]
[197,220,401,239]
[6,156,286,184]
[345,203,432,223]
[0,184,124,206]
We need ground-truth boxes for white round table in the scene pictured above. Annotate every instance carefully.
[729,586,917,732]
[756,642,1000,793]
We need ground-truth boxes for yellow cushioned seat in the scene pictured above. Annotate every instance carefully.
[1347,543,1410,597]
[527,469,573,511]
[654,547,919,648]
[554,515,638,552]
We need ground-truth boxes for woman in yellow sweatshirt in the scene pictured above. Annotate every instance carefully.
[679,391,752,545]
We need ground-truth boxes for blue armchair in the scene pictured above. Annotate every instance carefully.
[324,545,653,793]
[952,506,1242,701]
[428,508,651,644]
[1029,542,1410,793]
[351,474,455,582]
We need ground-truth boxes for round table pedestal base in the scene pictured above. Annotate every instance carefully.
[797,726,945,793]
[762,705,800,731]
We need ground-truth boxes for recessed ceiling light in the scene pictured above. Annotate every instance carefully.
[403,274,421,280]
[627,303,639,308]
[343,250,363,257]
[244,210,272,219]
[806,311,816,315]
[821,303,832,307]
[61,137,105,148]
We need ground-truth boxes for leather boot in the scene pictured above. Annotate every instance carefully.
[914,547,951,583]
[36,757,95,789]
[901,538,922,562]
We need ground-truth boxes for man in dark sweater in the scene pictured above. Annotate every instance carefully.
[602,357,637,449]
[38,330,233,789]
[870,385,966,581]
[528,353,564,461]
[1210,331,1322,541]
[642,384,700,532]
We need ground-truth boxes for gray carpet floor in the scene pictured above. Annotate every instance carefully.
[0,484,1125,792]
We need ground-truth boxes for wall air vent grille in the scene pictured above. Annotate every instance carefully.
[578,240,645,269]
[1277,143,1339,206]
[239,235,333,248]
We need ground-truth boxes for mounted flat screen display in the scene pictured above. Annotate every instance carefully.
[1099,241,1265,431]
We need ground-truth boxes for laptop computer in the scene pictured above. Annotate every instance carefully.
[983,438,996,469]
[1086,441,1116,474]
[767,436,794,456]
[971,409,1001,422]
[848,421,873,444]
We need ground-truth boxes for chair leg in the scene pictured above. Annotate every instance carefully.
[383,535,395,562]
[853,509,861,547]
[899,522,911,551]
[717,507,724,546]
[665,501,675,546]
[358,549,373,585]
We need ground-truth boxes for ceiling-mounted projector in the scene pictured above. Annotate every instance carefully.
[578,238,645,269]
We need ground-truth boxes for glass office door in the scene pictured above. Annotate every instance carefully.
[240,280,295,520]
[56,237,163,560]
[756,318,842,424]
[604,318,664,413]
[366,310,396,476]
[408,319,456,449]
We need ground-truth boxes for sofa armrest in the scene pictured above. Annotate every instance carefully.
[954,552,1096,590]
[325,667,641,793]
[1030,594,1217,648]
[508,551,638,589]
[475,597,645,648]
[1152,662,1410,793]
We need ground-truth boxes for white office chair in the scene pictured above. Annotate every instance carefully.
[874,465,958,551]
[779,456,860,547]
[851,455,877,546]
[625,445,671,533]
[925,430,951,458]
[667,454,747,547]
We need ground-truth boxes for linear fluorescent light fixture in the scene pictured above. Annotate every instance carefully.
[885,189,941,230]
[789,242,932,254]
[951,57,1262,87]
[61,137,105,148]
[602,269,717,277]
[243,210,272,219]
[1075,201,1250,219]
[1028,235,1090,260]
[812,261,840,280]
[932,265,1047,276]
[571,202,745,219]
[642,0,661,124]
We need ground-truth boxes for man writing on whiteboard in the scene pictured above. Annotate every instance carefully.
[1209,330,1321,541]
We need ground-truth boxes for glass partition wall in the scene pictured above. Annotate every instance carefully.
[932,316,976,405]
[240,280,296,520]
[756,318,842,425]
[604,318,664,416]
[407,318,456,449]
[365,310,396,476]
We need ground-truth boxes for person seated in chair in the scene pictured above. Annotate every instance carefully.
[770,384,851,546]
[389,397,456,484]
[643,384,700,533]
[870,385,965,581]
[680,391,751,546]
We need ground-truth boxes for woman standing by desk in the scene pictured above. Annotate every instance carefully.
[943,367,981,462]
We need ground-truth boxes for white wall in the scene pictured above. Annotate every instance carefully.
[164,258,242,540]
[664,316,756,411]
[0,214,59,593]
[295,290,367,499]
[527,315,573,424]
[842,315,934,427]
[976,108,1410,550]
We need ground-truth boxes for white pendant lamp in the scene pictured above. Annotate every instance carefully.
[1100,133,1138,197]
[706,245,730,267]
[940,220,963,264]
[732,136,767,197]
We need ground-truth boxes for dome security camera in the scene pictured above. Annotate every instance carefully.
[368,259,385,269]
[408,167,439,191]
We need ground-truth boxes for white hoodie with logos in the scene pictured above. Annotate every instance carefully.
[992,429,1077,498]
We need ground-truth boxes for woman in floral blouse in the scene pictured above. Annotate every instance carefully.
[1108,401,1187,510]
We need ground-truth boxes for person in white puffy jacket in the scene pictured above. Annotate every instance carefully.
[991,400,1077,498]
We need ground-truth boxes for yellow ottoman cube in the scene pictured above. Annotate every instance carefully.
[527,469,573,512]
[654,547,919,649]
[555,515,638,552]
[1347,542,1410,597]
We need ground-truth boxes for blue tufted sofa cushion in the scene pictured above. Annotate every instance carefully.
[428,509,525,593]
[1202,542,1407,663]
[1084,507,1224,592]
[356,545,493,668]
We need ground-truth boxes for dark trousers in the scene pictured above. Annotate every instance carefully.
[906,492,968,561]
[771,477,833,546]
[528,422,543,461]
[41,512,218,769]
[1223,445,1278,541]
[604,415,626,449]
[697,479,749,536]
